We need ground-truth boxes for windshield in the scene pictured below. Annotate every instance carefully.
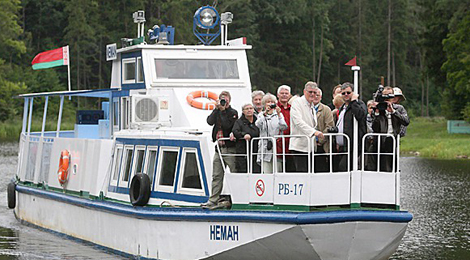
[155,59,239,80]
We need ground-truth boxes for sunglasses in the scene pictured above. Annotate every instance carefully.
[342,91,352,95]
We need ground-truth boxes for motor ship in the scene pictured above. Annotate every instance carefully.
[7,6,412,260]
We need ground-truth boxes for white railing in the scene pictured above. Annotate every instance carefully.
[216,134,352,174]
[361,133,398,173]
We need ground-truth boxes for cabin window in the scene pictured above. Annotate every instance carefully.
[181,150,202,190]
[113,98,119,130]
[121,146,134,184]
[158,149,179,187]
[121,97,130,129]
[123,58,136,84]
[145,147,158,185]
[112,146,123,182]
[137,57,144,83]
[133,147,145,176]
[154,59,239,80]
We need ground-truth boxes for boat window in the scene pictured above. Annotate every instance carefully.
[121,147,134,183]
[123,58,136,84]
[181,151,202,189]
[121,97,130,129]
[145,148,158,185]
[159,150,178,186]
[112,146,123,182]
[134,148,145,174]
[154,59,239,80]
[113,98,119,129]
[137,57,144,83]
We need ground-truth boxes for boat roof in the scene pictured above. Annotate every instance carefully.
[117,43,252,53]
[18,88,119,98]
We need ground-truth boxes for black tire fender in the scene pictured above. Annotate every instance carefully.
[129,173,151,206]
[7,182,16,209]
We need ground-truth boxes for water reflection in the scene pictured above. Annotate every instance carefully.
[391,157,470,260]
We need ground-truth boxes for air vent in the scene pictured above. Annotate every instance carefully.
[135,98,158,122]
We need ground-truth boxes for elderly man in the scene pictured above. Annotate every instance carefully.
[312,87,335,172]
[204,91,238,209]
[289,81,325,172]
[276,85,296,172]
[335,82,367,171]
[251,90,265,116]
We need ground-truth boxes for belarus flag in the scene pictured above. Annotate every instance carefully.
[31,46,69,70]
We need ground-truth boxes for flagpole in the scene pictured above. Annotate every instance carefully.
[67,45,71,92]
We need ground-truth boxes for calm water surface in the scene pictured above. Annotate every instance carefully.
[0,143,469,259]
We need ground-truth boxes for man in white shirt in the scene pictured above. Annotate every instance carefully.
[289,81,325,172]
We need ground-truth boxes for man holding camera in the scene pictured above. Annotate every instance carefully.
[204,91,238,209]
[335,82,367,171]
[289,81,326,172]
[371,86,409,172]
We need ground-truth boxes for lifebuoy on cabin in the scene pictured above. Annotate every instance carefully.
[129,173,151,206]
[57,150,70,185]
[186,90,218,110]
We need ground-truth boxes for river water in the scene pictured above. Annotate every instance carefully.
[0,142,469,259]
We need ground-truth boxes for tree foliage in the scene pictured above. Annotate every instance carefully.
[1,0,470,122]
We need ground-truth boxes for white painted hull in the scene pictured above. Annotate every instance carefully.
[15,189,408,260]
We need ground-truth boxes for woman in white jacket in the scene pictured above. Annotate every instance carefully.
[255,93,288,173]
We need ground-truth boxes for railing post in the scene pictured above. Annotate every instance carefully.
[41,96,49,137]
[27,97,34,135]
[56,95,64,137]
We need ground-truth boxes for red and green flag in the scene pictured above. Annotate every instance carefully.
[31,46,69,70]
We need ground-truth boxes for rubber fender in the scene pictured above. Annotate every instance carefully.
[7,182,16,209]
[129,173,151,206]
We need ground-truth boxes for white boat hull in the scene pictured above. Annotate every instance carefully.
[14,186,408,260]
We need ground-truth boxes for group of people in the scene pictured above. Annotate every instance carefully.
[202,82,409,209]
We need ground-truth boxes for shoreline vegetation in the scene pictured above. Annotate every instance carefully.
[1,117,469,160]
[400,117,470,160]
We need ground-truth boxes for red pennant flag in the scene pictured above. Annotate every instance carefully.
[345,56,357,66]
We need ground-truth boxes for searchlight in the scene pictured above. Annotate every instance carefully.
[193,6,220,45]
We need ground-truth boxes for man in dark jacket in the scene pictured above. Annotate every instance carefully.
[335,82,367,171]
[371,87,410,172]
[204,91,238,208]
[232,103,260,173]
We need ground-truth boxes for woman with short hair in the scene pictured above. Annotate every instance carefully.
[232,103,260,173]
[255,93,288,173]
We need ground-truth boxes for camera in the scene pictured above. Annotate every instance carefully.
[269,104,276,109]
[373,85,394,111]
[220,99,226,106]
[327,126,338,133]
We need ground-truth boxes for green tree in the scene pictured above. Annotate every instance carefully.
[0,0,27,121]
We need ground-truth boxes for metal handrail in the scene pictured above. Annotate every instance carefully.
[361,133,397,173]
[310,133,351,173]
[215,137,249,173]
[250,136,278,174]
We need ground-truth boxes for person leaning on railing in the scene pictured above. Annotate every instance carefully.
[203,91,238,209]
[255,93,288,174]
[232,103,260,173]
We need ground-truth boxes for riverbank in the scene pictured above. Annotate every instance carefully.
[400,117,470,159]
[0,120,74,142]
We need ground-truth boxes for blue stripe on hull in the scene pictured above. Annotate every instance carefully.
[16,185,413,224]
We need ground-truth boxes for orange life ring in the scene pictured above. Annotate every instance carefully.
[186,91,218,110]
[57,150,70,185]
